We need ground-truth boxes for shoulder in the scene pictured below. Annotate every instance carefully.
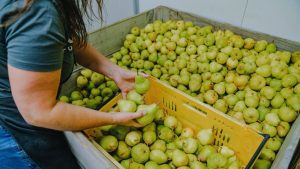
[3,0,67,72]
[2,0,65,37]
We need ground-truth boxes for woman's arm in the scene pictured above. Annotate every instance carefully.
[74,43,120,81]
[8,65,144,131]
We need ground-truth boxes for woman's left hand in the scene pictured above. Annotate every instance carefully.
[113,68,148,99]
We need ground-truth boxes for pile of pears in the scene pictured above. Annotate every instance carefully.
[99,75,242,169]
[59,68,119,109]
[109,20,300,168]
[118,75,158,126]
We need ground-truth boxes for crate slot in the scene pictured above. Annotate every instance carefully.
[227,137,231,143]
[162,97,177,111]
[213,127,231,147]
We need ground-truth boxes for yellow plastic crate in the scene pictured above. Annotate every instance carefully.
[84,76,268,169]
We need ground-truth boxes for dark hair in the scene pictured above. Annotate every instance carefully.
[1,0,103,48]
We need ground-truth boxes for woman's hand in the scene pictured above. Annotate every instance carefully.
[110,111,146,127]
[113,68,148,99]
[74,44,148,98]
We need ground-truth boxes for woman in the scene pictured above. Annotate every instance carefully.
[0,0,145,168]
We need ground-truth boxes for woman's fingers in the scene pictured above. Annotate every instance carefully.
[140,72,149,77]
[112,111,146,121]
[129,110,146,119]
[122,91,127,99]
[121,84,133,99]
[136,71,148,78]
[112,111,146,127]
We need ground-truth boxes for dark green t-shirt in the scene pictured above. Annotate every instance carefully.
[0,0,79,168]
[0,0,74,96]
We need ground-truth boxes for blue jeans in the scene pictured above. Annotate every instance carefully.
[0,126,40,169]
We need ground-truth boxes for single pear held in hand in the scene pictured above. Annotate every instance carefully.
[134,75,150,94]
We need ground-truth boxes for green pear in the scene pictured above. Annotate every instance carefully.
[160,164,172,169]
[271,93,284,108]
[136,104,158,126]
[167,142,177,150]
[127,90,144,105]
[181,127,195,138]
[253,159,271,169]
[207,153,228,169]
[187,154,197,164]
[190,161,207,169]
[99,135,118,152]
[287,94,300,111]
[164,115,178,130]
[145,161,159,169]
[198,145,217,162]
[135,75,150,94]
[259,148,275,161]
[143,131,157,145]
[91,72,104,86]
[182,137,198,154]
[70,91,83,101]
[59,96,69,103]
[112,154,122,162]
[158,126,175,143]
[172,149,189,167]
[175,121,183,135]
[150,150,168,164]
[249,122,263,132]
[150,140,166,152]
[117,141,131,159]
[121,159,131,169]
[118,99,137,112]
[197,129,214,145]
[106,80,119,93]
[76,75,88,88]
[130,161,146,169]
[265,112,280,126]
[85,99,99,109]
[125,131,142,146]
[91,88,101,96]
[282,74,297,87]
[143,122,156,132]
[278,106,297,122]
[131,143,150,164]
[109,125,131,141]
[80,68,93,79]
[71,100,84,106]
[262,123,277,137]
[174,137,185,150]
[266,137,281,151]
[277,121,290,137]
[99,125,113,132]
[219,145,234,158]
[291,51,300,63]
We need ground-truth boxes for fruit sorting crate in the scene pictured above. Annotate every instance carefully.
[85,76,268,168]
[60,6,300,169]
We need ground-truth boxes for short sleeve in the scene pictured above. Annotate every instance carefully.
[5,0,66,72]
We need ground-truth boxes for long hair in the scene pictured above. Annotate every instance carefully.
[1,0,103,48]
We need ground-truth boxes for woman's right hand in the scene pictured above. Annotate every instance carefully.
[110,111,146,128]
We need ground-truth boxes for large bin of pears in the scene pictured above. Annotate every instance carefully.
[60,6,300,169]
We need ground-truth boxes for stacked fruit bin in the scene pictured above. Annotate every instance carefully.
[60,6,300,169]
